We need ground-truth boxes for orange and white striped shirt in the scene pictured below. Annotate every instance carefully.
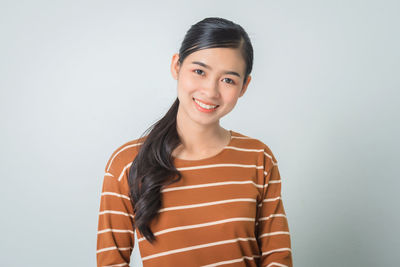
[97,130,293,267]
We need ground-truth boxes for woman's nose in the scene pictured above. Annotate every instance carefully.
[202,79,220,98]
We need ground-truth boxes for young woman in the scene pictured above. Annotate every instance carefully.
[97,17,293,267]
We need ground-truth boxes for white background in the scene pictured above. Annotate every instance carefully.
[1,0,399,266]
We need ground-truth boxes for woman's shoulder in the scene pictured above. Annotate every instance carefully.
[230,129,278,163]
[231,130,272,150]
[103,135,146,177]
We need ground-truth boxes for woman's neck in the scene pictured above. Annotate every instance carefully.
[172,121,230,160]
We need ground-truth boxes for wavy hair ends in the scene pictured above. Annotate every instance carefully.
[128,17,254,243]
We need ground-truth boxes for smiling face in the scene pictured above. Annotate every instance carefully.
[171,47,251,130]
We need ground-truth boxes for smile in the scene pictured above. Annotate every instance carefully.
[193,98,219,112]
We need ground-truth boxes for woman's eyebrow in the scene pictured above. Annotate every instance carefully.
[191,61,241,78]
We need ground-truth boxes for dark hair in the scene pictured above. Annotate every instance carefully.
[128,17,254,243]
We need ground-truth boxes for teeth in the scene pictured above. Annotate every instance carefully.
[194,98,218,109]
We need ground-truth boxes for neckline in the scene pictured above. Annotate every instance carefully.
[172,129,234,164]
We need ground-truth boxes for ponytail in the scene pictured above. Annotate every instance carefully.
[128,97,182,243]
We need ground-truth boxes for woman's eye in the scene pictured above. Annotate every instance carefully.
[194,69,204,75]
[223,78,235,84]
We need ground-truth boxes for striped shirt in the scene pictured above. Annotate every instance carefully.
[97,130,293,267]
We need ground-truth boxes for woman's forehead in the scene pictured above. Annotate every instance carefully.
[183,47,246,73]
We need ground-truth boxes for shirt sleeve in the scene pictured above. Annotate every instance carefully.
[96,159,135,266]
[256,147,293,267]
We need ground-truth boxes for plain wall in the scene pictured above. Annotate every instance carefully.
[1,0,399,266]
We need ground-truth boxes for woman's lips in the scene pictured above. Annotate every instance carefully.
[193,98,219,113]
[193,98,218,106]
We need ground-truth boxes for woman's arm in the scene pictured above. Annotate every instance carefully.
[96,168,135,267]
[256,149,293,267]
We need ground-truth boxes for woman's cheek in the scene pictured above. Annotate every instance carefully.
[182,76,198,90]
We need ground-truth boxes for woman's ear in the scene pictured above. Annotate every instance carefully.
[239,75,251,97]
[170,53,181,80]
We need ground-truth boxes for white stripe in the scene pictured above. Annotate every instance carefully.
[106,142,142,172]
[259,231,290,239]
[201,255,260,267]
[266,262,288,267]
[158,198,257,213]
[138,217,255,242]
[258,196,281,207]
[257,197,281,207]
[118,162,133,181]
[97,228,134,235]
[177,163,263,172]
[103,263,129,267]
[225,147,264,153]
[269,180,281,184]
[232,136,252,139]
[162,180,267,192]
[99,210,134,219]
[96,246,132,254]
[141,237,257,261]
[264,152,278,166]
[262,247,292,256]
[263,196,281,202]
[259,214,287,222]
[104,172,114,177]
[101,192,130,200]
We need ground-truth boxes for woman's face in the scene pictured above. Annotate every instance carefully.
[170,47,251,129]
